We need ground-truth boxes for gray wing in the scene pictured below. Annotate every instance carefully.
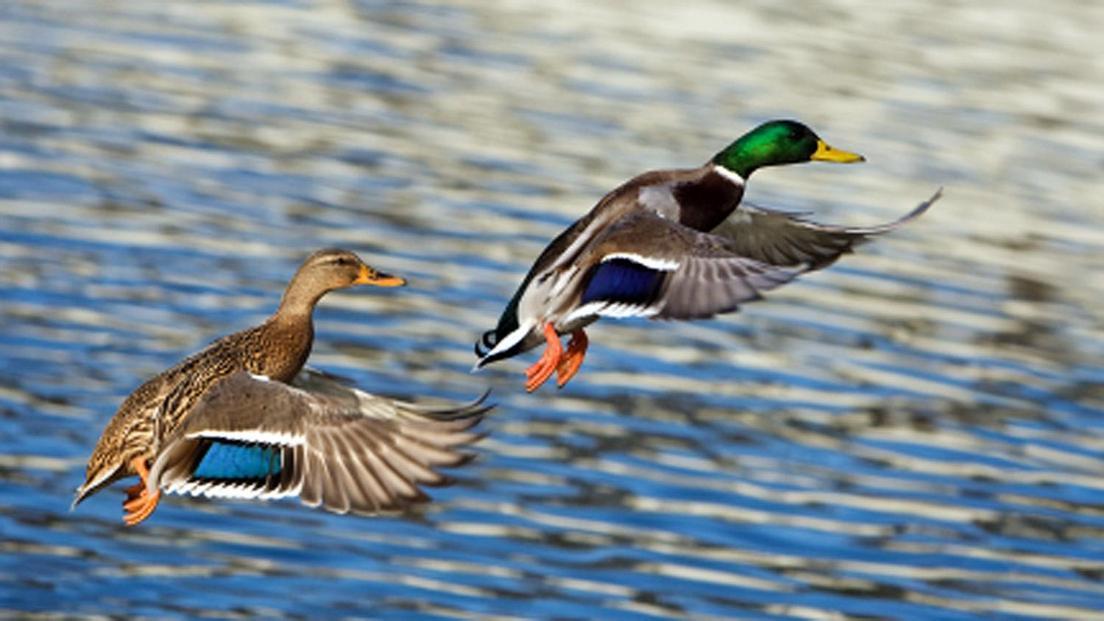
[148,369,489,515]
[710,188,941,269]
[563,212,807,323]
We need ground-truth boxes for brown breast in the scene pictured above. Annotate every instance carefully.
[674,170,745,231]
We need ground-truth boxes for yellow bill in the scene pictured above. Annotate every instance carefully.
[811,139,865,163]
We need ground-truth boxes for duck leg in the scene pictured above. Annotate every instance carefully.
[555,329,589,389]
[524,323,563,392]
[124,481,144,503]
[122,456,161,526]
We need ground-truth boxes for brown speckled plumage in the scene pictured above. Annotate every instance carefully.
[74,249,488,522]
[78,316,313,499]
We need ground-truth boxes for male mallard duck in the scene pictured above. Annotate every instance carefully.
[75,248,489,525]
[474,119,940,391]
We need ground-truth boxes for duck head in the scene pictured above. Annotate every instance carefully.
[712,119,864,179]
[279,248,405,315]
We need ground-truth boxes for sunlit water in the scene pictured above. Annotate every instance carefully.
[1,1,1102,619]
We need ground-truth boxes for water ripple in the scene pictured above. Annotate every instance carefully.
[2,0,1102,619]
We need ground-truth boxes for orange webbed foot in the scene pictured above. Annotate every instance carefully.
[123,489,161,526]
[122,456,161,526]
[124,481,144,502]
[555,329,588,389]
[524,323,563,392]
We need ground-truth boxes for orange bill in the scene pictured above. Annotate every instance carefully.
[355,265,406,287]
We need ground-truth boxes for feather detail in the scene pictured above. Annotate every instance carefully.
[192,442,283,480]
[572,211,810,322]
[474,319,536,368]
[145,370,489,514]
[713,188,942,270]
[581,258,668,307]
[601,253,680,271]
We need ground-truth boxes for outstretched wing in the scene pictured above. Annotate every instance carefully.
[563,212,807,323]
[148,369,489,515]
[710,188,941,269]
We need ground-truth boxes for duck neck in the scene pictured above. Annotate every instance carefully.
[277,276,329,320]
[264,280,327,381]
[260,311,315,383]
[712,138,760,180]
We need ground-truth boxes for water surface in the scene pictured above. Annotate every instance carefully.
[1,1,1102,619]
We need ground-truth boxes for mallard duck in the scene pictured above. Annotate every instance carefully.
[74,248,489,525]
[474,119,940,391]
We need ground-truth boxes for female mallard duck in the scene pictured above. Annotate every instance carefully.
[75,248,489,525]
[474,119,940,392]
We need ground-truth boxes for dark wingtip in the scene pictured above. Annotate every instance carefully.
[406,389,494,426]
[473,387,493,408]
[848,187,944,238]
[894,187,942,225]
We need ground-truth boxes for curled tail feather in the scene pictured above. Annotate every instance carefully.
[475,329,498,359]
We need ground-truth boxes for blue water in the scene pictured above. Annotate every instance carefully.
[2,1,1103,619]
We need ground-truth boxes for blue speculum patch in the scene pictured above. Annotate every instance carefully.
[581,258,664,306]
[193,442,282,480]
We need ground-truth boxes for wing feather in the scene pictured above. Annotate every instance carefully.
[712,189,941,270]
[566,212,806,323]
[148,370,488,514]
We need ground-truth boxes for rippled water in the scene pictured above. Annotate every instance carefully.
[2,1,1102,619]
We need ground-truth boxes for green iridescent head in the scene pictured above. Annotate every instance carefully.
[712,120,864,179]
